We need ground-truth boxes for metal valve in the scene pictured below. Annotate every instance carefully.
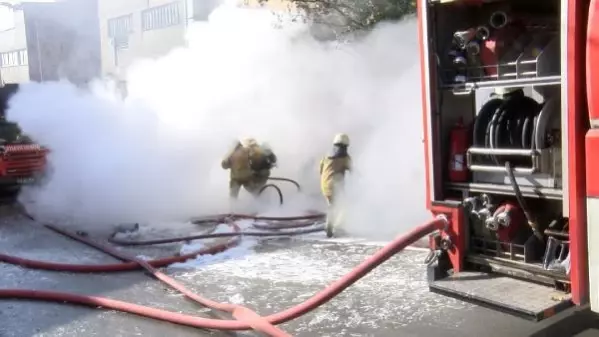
[439,237,452,251]
[484,215,499,230]
[463,196,479,210]
[496,212,512,227]
[476,207,493,221]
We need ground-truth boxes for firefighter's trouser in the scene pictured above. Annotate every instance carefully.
[229,175,269,199]
[324,195,336,237]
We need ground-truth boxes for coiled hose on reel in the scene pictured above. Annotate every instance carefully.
[473,89,543,166]
[472,89,558,240]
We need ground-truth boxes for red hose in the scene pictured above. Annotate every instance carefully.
[0,222,242,272]
[0,216,448,334]
[110,215,324,246]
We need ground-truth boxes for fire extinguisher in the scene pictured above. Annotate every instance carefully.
[448,117,469,182]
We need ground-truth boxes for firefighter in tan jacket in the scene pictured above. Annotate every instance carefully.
[222,138,277,199]
[319,133,351,238]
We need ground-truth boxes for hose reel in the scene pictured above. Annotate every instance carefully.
[467,89,559,174]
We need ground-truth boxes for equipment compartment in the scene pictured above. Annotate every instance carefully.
[429,0,564,197]
[432,0,561,91]
[426,0,570,290]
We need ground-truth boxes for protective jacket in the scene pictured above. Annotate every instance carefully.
[222,141,277,197]
[319,145,351,199]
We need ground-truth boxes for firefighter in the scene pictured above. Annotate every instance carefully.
[221,137,278,200]
[319,133,351,238]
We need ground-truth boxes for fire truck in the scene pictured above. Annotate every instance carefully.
[0,84,48,196]
[418,0,599,325]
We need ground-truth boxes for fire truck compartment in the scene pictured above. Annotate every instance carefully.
[429,271,572,321]
[422,0,576,316]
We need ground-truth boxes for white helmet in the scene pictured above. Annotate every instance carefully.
[261,141,273,153]
[240,137,258,148]
[333,133,350,146]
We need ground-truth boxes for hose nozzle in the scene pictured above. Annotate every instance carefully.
[475,26,490,40]
[453,28,477,49]
[490,11,509,29]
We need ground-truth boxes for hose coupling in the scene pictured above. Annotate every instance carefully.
[424,249,443,266]
[496,212,511,227]
[462,197,479,210]
[439,237,452,251]
[435,213,450,231]
[485,216,499,231]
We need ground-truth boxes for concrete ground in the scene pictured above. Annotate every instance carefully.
[0,209,546,337]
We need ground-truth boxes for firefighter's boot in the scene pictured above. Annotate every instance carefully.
[325,217,334,238]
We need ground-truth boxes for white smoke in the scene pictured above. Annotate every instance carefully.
[7,3,430,238]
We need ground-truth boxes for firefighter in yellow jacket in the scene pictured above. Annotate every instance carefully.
[320,133,351,238]
[221,137,277,199]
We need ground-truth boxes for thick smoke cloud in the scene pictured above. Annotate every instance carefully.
[7,3,430,239]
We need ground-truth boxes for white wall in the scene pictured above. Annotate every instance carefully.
[98,0,188,78]
[0,8,29,84]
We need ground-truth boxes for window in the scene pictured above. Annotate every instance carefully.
[107,14,133,50]
[108,14,133,38]
[0,49,27,68]
[142,2,180,31]
[18,50,27,66]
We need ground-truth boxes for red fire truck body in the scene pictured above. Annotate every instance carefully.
[418,0,599,323]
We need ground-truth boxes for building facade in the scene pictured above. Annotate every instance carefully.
[98,0,293,79]
[0,1,30,84]
[98,0,223,79]
[0,0,102,85]
[0,0,289,85]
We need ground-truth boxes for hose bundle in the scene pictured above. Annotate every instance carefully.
[472,89,559,240]
[472,89,547,166]
[0,210,449,336]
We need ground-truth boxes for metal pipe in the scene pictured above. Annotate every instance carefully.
[34,18,43,81]
[467,147,540,156]
[442,75,562,90]
[544,229,569,238]
[468,165,536,174]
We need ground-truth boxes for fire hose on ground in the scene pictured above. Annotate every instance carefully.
[259,177,303,205]
[0,180,450,336]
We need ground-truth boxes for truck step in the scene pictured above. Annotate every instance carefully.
[429,271,573,321]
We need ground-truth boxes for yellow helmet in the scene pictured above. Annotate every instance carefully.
[333,133,350,146]
[240,137,258,148]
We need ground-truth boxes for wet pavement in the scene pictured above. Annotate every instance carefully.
[0,211,541,337]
